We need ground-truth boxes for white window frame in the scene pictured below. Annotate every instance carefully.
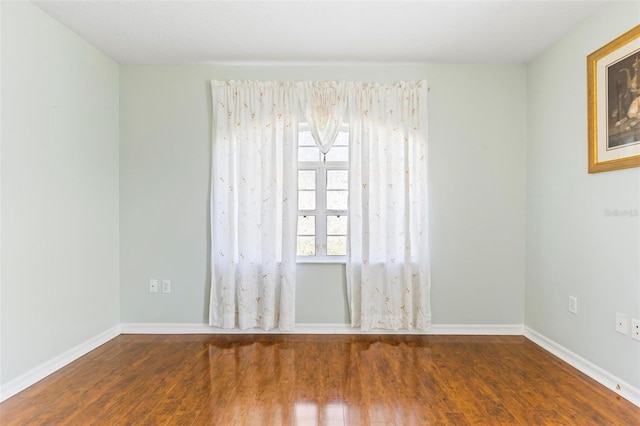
[297,126,348,264]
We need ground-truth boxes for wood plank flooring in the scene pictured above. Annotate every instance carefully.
[1,334,639,425]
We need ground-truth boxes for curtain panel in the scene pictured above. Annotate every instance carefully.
[209,80,298,331]
[346,81,431,331]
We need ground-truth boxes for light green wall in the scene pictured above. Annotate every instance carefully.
[526,2,640,387]
[0,1,120,385]
[119,63,527,325]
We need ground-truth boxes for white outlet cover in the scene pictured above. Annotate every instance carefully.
[616,313,629,335]
[631,319,640,341]
[149,279,159,293]
[568,296,577,314]
[162,279,171,294]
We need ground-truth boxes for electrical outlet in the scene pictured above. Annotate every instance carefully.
[162,279,171,294]
[568,296,577,314]
[149,279,159,293]
[616,313,628,335]
[631,319,640,341]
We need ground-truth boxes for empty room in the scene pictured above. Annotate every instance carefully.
[1,0,640,424]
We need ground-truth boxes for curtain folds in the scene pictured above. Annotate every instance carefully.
[296,81,348,154]
[209,80,298,331]
[346,81,431,331]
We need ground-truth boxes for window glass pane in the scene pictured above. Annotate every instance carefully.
[326,170,348,190]
[298,147,320,162]
[333,132,349,146]
[297,236,316,256]
[298,170,316,190]
[327,215,347,235]
[325,147,348,162]
[297,215,315,235]
[298,190,316,210]
[299,131,316,146]
[327,236,347,256]
[326,190,348,210]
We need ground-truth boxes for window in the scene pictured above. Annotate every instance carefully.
[297,127,348,262]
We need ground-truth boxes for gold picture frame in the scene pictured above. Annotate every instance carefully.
[587,25,640,173]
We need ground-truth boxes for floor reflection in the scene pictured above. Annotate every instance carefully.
[200,335,434,424]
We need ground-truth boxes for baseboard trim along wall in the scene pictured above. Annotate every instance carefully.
[0,325,121,403]
[524,326,640,408]
[119,322,525,335]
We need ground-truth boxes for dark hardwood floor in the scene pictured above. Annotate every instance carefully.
[1,334,639,425]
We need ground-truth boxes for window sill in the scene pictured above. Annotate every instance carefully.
[297,257,346,265]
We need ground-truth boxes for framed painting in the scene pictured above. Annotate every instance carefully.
[587,25,640,173]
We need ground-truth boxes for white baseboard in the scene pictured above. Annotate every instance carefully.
[0,325,120,403]
[119,322,524,335]
[524,326,640,408]
[429,324,524,335]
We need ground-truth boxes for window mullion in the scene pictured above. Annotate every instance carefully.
[317,164,327,257]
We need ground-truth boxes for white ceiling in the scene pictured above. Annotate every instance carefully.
[33,0,618,65]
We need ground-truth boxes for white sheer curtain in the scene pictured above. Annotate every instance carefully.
[296,81,348,153]
[209,80,298,331]
[346,81,431,331]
